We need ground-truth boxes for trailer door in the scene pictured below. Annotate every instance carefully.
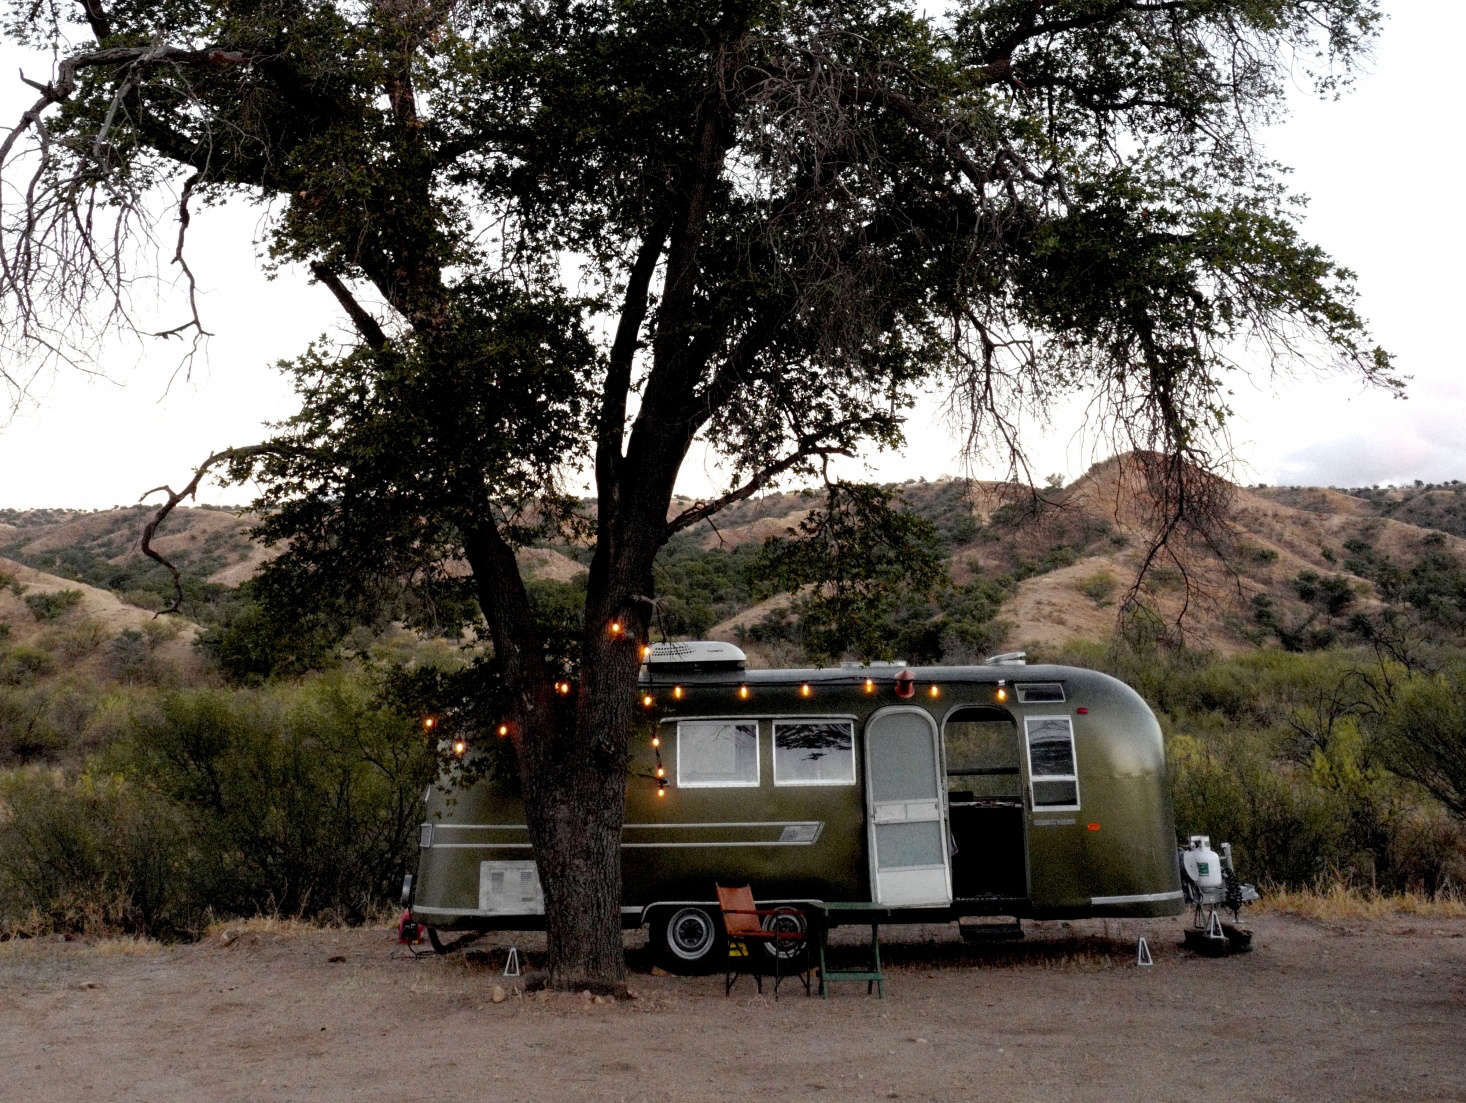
[864,707,953,907]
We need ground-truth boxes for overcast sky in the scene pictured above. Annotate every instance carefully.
[1,4,1462,510]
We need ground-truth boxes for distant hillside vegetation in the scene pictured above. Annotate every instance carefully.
[5,457,1466,675]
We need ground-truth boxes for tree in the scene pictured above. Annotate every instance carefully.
[2,0,1394,990]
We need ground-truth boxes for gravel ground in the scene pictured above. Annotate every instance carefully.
[2,911,1463,1102]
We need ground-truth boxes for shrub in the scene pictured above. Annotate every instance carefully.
[113,675,436,922]
[1075,569,1118,607]
[106,629,162,685]
[23,589,84,622]
[0,646,55,686]
[44,618,109,661]
[0,672,436,937]
[0,767,192,937]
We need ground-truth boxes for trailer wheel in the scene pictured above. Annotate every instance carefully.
[759,906,809,964]
[651,906,724,973]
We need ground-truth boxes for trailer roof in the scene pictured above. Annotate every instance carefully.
[640,660,1107,689]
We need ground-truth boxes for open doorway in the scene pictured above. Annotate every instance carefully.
[943,706,1027,900]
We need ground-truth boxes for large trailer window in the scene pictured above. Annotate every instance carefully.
[676,720,759,787]
[773,719,856,785]
[1025,716,1079,809]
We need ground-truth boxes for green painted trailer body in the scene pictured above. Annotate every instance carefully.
[408,658,1183,948]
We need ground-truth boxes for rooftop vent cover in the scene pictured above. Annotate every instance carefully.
[985,651,1028,666]
[645,641,748,675]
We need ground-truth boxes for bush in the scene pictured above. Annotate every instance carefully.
[1075,569,1118,607]
[0,672,437,937]
[0,768,192,937]
[0,646,55,686]
[106,630,162,685]
[114,675,435,922]
[23,589,84,622]
[43,618,109,661]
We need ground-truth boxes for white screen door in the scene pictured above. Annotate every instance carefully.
[865,708,952,907]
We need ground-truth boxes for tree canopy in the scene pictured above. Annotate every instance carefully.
[2,0,1394,989]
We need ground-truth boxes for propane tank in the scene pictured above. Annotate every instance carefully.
[1183,835,1224,890]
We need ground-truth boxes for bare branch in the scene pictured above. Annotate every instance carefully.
[138,443,281,614]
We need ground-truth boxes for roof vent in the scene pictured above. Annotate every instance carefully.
[985,651,1028,666]
[645,641,747,674]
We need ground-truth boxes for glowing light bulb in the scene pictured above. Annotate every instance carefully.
[651,735,661,749]
[642,694,655,708]
[995,687,1008,703]
[656,766,665,778]
[672,686,684,700]
[452,739,467,756]
[423,716,436,731]
[497,724,509,737]
[738,685,750,700]
[800,683,812,698]
[863,679,875,694]
[609,621,623,636]
[928,685,941,699]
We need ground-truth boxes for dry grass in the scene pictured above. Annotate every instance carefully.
[1257,884,1466,921]
[202,906,399,940]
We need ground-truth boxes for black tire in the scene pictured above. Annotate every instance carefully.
[758,906,810,965]
[651,905,725,974]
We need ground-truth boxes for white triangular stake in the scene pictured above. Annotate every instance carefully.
[503,946,521,977]
[1206,910,1224,940]
[1136,937,1153,966]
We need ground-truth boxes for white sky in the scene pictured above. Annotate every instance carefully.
[1,3,1462,510]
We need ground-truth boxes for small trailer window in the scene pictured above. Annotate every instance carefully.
[1025,716,1079,809]
[773,720,856,785]
[677,720,759,787]
[1016,682,1065,704]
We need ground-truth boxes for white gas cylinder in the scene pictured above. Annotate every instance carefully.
[1183,836,1224,889]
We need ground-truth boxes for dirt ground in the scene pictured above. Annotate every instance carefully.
[2,911,1463,1102]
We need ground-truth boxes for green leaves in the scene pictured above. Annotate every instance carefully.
[759,483,945,663]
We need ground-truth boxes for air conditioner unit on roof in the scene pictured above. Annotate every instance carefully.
[645,641,747,673]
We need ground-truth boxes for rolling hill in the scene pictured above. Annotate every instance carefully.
[3,458,1465,679]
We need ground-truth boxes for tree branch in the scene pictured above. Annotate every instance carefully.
[665,439,855,537]
[597,221,669,502]
[138,444,289,615]
[311,263,389,349]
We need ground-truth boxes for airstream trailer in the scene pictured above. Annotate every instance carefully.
[403,642,1185,970]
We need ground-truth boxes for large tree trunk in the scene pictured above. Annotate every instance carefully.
[522,748,629,991]
[519,610,645,992]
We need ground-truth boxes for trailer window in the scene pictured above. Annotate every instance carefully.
[1025,716,1079,809]
[677,720,760,787]
[773,720,856,785]
[1016,682,1065,704]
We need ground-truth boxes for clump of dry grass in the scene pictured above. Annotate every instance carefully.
[1258,883,1466,921]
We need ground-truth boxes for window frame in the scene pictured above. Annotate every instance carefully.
[1023,715,1081,811]
[771,718,857,787]
[675,719,761,788]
